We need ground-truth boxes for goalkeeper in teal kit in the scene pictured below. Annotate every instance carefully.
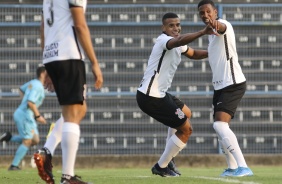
[0,66,48,170]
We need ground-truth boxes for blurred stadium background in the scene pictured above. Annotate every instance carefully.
[0,0,281,162]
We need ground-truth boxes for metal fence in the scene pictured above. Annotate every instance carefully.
[0,4,281,155]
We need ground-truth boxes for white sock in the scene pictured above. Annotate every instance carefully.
[213,121,247,167]
[44,116,64,156]
[158,134,186,168]
[166,127,177,143]
[61,122,80,176]
[218,139,237,169]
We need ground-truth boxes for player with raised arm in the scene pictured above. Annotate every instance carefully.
[136,12,215,177]
[197,0,253,177]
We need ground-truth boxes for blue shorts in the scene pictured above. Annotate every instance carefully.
[13,109,38,139]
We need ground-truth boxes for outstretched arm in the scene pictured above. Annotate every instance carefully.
[184,47,208,60]
[167,24,217,49]
[167,30,205,49]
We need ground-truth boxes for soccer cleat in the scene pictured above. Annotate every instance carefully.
[34,147,55,184]
[0,132,12,142]
[220,168,237,177]
[60,174,92,184]
[168,158,181,175]
[151,163,179,177]
[8,165,21,171]
[233,167,254,177]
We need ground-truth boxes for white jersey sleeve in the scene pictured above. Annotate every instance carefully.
[180,45,188,53]
[68,0,85,7]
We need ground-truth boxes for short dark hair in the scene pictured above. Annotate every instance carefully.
[36,65,46,78]
[198,0,216,9]
[162,12,179,24]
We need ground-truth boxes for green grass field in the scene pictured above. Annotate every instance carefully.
[0,166,281,184]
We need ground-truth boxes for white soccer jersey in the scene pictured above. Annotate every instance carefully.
[208,19,246,90]
[138,33,188,98]
[42,0,87,64]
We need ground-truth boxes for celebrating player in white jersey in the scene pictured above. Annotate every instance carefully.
[198,0,253,177]
[136,12,216,177]
[33,0,103,184]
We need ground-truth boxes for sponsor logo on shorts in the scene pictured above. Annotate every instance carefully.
[175,108,185,119]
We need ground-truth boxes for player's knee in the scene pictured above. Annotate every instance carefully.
[32,138,40,145]
[213,121,228,133]
[182,105,192,119]
[185,124,193,137]
[79,103,87,119]
[177,128,192,143]
[22,139,32,147]
[178,121,193,137]
[186,113,191,119]
[185,119,193,135]
[213,121,225,132]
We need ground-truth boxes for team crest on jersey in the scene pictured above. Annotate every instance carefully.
[175,108,185,119]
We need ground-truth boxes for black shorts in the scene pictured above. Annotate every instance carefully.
[45,60,86,105]
[213,82,246,119]
[136,90,187,128]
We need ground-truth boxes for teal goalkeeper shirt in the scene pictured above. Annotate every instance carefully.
[18,79,45,118]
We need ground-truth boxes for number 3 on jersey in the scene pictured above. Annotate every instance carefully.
[46,0,54,26]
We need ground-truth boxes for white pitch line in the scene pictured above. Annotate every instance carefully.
[191,176,261,184]
[135,176,152,178]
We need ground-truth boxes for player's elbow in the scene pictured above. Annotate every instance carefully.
[27,101,35,108]
[73,23,88,35]
[173,37,186,47]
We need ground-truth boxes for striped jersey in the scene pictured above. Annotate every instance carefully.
[208,19,246,90]
[42,0,87,64]
[138,33,188,98]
